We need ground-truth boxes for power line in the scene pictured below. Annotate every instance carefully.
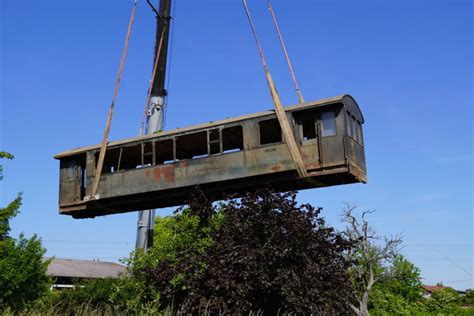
[413,259,472,262]
[406,244,473,247]
[437,253,474,277]
[442,279,474,284]
[43,240,133,244]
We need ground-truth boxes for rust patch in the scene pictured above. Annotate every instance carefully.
[306,162,319,169]
[162,165,175,183]
[271,165,282,172]
[153,168,161,182]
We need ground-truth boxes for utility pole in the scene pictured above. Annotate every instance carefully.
[136,0,172,251]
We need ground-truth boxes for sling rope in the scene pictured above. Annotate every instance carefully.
[267,0,304,104]
[91,0,138,199]
[242,0,308,179]
[139,25,168,136]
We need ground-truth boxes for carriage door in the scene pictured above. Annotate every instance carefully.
[317,111,338,167]
[59,157,85,204]
[298,113,320,167]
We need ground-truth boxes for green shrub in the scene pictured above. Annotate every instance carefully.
[462,289,474,305]
[424,287,461,313]
[54,278,117,307]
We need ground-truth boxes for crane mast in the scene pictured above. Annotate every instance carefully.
[136,0,172,250]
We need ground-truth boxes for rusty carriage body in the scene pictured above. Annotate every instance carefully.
[55,95,367,218]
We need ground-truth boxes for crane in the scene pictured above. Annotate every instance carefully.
[136,0,172,250]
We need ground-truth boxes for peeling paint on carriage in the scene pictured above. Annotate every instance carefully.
[55,95,367,218]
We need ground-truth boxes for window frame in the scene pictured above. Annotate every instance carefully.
[258,117,283,146]
[346,110,363,146]
[300,115,318,142]
[320,111,337,138]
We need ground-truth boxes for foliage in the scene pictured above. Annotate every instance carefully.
[384,255,423,302]
[108,264,161,313]
[53,278,117,308]
[109,198,223,312]
[146,190,355,314]
[0,152,21,239]
[0,151,52,311]
[367,255,472,315]
[368,286,423,315]
[368,255,425,315]
[0,234,51,311]
[462,289,474,305]
[139,194,224,308]
[23,276,164,315]
[0,194,22,241]
[2,302,186,315]
[424,287,461,313]
[0,151,14,181]
[132,203,223,273]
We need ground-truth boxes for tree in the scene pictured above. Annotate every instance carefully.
[0,152,51,311]
[384,255,423,302]
[116,196,223,311]
[369,286,419,315]
[146,190,355,314]
[368,256,424,314]
[342,205,402,316]
[0,235,51,311]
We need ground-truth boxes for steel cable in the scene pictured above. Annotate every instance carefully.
[267,0,305,104]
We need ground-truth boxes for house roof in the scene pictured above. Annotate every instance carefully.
[422,285,452,293]
[45,258,126,279]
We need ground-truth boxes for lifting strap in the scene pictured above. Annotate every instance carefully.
[242,0,308,179]
[91,0,138,199]
[267,0,304,104]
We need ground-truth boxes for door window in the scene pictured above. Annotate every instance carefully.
[321,111,337,137]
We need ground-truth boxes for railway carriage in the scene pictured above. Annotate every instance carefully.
[55,94,366,218]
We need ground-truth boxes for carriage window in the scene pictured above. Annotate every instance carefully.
[356,121,363,145]
[209,129,221,155]
[100,144,141,172]
[176,131,208,160]
[259,119,282,145]
[141,142,153,166]
[346,111,356,138]
[302,116,317,141]
[354,122,360,143]
[345,112,352,137]
[66,166,77,181]
[321,111,336,137]
[222,126,244,153]
[350,117,356,139]
[154,139,174,164]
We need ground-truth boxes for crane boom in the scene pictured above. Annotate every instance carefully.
[151,0,171,98]
[136,0,172,251]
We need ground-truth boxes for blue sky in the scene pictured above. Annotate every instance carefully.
[1,0,472,290]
